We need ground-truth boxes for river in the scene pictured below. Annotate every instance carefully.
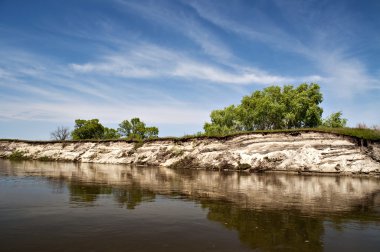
[0,159,379,251]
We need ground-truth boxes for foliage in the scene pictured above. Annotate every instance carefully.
[204,83,323,134]
[67,118,159,140]
[144,127,159,139]
[322,112,347,128]
[9,150,27,160]
[118,120,132,137]
[50,126,71,141]
[118,117,159,140]
[71,119,105,140]
[204,105,242,135]
[103,127,121,140]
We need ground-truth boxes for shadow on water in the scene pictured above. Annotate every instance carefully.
[0,159,379,251]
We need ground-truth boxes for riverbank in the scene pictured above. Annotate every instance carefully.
[0,131,380,175]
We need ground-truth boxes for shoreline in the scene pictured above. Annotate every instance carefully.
[1,132,379,175]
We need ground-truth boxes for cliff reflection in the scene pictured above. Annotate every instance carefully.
[1,159,379,251]
[4,160,379,215]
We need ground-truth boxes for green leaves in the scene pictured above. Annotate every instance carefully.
[322,112,347,128]
[71,118,159,140]
[71,119,105,140]
[204,83,324,134]
[118,117,159,140]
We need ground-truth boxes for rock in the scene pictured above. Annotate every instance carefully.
[0,132,379,175]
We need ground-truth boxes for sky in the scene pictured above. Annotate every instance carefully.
[0,0,379,139]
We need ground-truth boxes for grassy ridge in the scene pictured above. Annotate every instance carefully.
[178,127,380,142]
[0,127,379,143]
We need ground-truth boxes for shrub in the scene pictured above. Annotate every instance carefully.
[9,150,28,160]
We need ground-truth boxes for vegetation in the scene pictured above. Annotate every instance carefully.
[118,118,159,140]
[204,83,324,135]
[70,118,159,140]
[321,112,347,128]
[9,150,28,160]
[316,127,380,141]
[103,127,121,139]
[71,119,105,140]
[51,126,71,140]
[202,83,364,139]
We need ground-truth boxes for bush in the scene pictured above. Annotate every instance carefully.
[322,112,347,128]
[9,150,28,160]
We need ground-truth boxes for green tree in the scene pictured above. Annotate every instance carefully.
[204,83,324,134]
[322,112,347,128]
[118,118,159,140]
[204,105,242,135]
[145,127,159,139]
[130,117,146,140]
[118,120,132,137]
[239,86,285,130]
[71,119,105,140]
[103,127,121,139]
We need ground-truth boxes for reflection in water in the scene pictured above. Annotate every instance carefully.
[203,201,324,251]
[0,159,379,251]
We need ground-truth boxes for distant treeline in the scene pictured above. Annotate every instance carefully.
[51,118,158,141]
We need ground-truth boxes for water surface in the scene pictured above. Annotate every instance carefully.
[0,159,379,251]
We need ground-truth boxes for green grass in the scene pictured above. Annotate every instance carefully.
[1,127,379,144]
[313,127,380,141]
[175,127,380,141]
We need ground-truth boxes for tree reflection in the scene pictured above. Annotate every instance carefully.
[69,182,112,203]
[68,181,155,209]
[201,199,324,251]
[113,184,155,209]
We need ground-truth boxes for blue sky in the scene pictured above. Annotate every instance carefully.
[0,0,379,139]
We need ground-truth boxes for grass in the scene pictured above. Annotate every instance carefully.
[1,127,379,144]
[175,127,380,142]
[314,127,380,141]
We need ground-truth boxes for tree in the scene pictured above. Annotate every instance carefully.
[71,119,105,140]
[130,118,146,140]
[118,118,159,140]
[118,120,132,137]
[239,86,285,130]
[204,83,324,135]
[322,112,347,128]
[145,127,159,139]
[103,127,121,139]
[204,105,242,135]
[51,126,71,140]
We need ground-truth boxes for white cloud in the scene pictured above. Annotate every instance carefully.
[173,62,291,85]
[116,0,233,61]
[0,100,210,125]
[69,43,317,86]
[186,0,380,97]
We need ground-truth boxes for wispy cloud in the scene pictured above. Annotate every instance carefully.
[116,0,233,61]
[69,42,319,85]
[186,0,380,97]
[0,45,217,127]
[1,0,379,139]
